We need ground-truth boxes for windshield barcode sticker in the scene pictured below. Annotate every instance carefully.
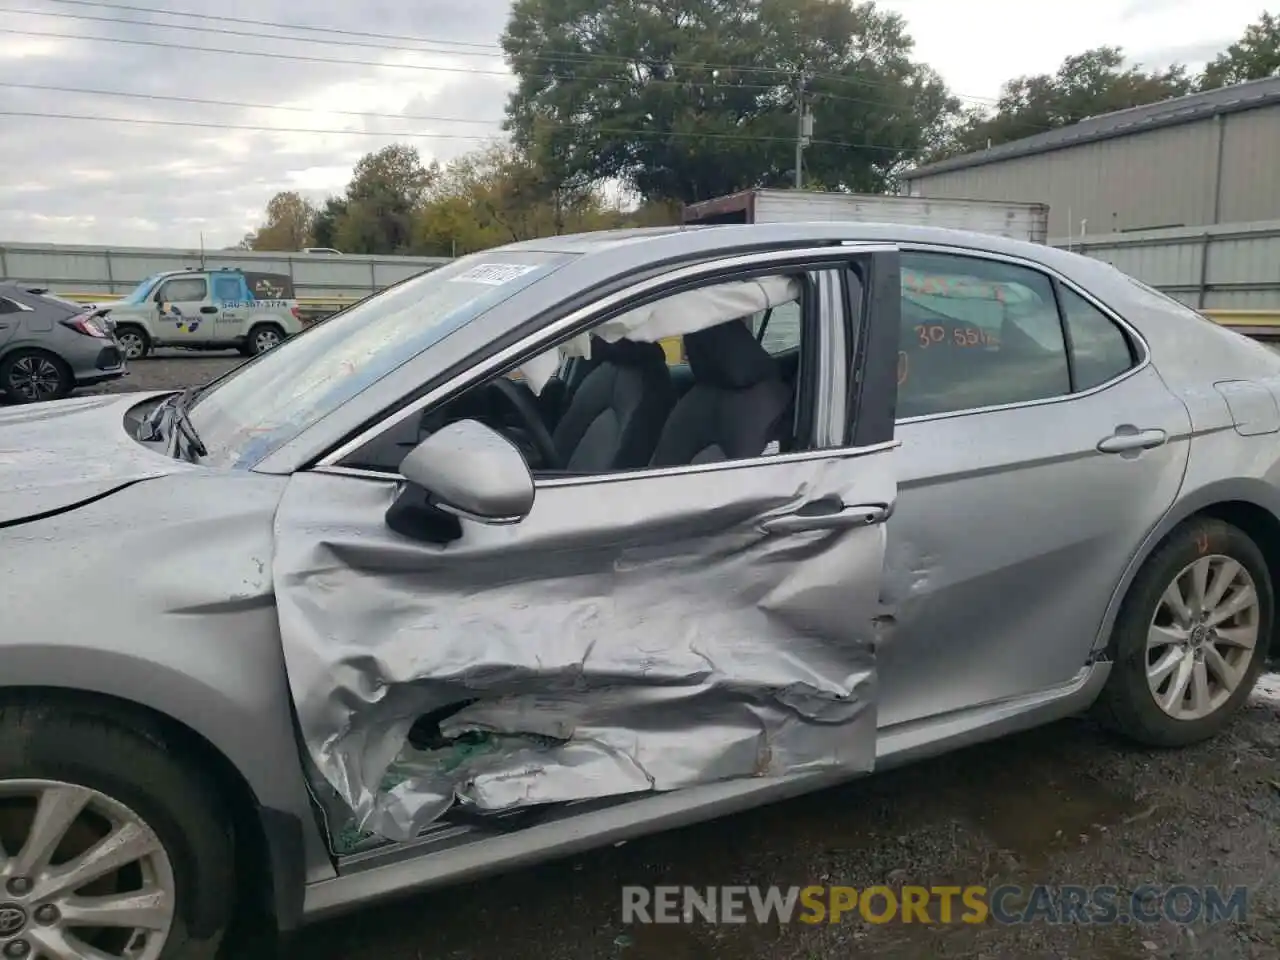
[449,263,539,286]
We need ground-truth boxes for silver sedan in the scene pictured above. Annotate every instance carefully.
[0,223,1275,959]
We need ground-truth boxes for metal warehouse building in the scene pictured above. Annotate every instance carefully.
[902,76,1280,240]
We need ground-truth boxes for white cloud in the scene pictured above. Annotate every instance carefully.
[880,0,1263,102]
[1,0,1267,245]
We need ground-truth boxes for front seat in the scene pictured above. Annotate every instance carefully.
[551,336,676,471]
[649,320,792,467]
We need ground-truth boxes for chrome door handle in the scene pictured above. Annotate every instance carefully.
[1097,427,1167,454]
[760,503,889,535]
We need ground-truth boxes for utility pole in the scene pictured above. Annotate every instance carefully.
[794,70,813,189]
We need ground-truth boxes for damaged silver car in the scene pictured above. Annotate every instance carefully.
[1,223,1277,959]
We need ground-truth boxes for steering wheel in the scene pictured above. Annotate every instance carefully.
[486,377,562,471]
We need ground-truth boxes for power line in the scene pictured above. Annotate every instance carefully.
[11,0,1001,104]
[3,25,987,116]
[30,0,512,52]
[6,26,773,89]
[10,5,501,61]
[0,109,921,154]
[1,82,507,127]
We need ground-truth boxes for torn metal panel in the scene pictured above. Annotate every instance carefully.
[273,451,893,843]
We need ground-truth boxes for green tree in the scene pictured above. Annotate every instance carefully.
[1200,12,1280,89]
[933,47,1193,159]
[309,196,348,250]
[501,0,956,204]
[244,191,316,251]
[414,144,632,256]
[335,144,436,254]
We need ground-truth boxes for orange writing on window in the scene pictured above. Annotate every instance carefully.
[897,351,909,385]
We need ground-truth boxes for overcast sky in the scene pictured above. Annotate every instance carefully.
[0,0,1269,247]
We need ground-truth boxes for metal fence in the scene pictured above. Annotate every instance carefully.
[1049,220,1280,312]
[0,242,449,301]
[8,230,1280,334]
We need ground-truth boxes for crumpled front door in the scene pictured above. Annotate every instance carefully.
[273,445,895,843]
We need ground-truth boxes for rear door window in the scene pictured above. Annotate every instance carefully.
[214,276,244,302]
[896,252,1071,418]
[751,300,802,355]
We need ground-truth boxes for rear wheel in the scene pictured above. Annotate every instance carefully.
[240,324,283,357]
[0,350,74,404]
[1094,518,1271,747]
[0,702,235,959]
[114,326,151,361]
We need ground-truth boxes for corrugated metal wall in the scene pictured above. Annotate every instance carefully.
[907,104,1280,236]
[752,190,1050,242]
[1050,221,1280,309]
[1216,108,1280,223]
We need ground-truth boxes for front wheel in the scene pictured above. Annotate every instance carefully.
[1094,518,1272,747]
[0,701,236,959]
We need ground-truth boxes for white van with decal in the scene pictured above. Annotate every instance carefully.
[106,268,304,360]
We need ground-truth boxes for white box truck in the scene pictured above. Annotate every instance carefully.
[682,188,1050,244]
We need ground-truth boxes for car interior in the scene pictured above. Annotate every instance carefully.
[343,273,811,476]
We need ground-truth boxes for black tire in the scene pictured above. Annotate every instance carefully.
[115,324,151,361]
[1093,517,1272,747]
[0,349,74,403]
[0,699,236,959]
[241,323,285,357]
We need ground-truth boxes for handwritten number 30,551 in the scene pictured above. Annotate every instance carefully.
[914,324,997,349]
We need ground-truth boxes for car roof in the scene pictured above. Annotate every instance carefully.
[0,282,47,301]
[503,221,1125,303]
[0,283,83,313]
[503,221,1109,279]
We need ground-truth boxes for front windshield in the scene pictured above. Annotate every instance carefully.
[188,250,571,468]
[121,274,165,304]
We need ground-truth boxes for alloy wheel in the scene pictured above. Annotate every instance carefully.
[116,334,145,361]
[252,329,281,354]
[1146,554,1260,721]
[0,780,176,960]
[5,357,64,403]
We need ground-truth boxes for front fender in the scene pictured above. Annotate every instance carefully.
[0,471,337,917]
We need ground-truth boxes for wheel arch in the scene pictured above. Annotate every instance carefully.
[111,320,152,339]
[111,321,153,354]
[1094,478,1280,660]
[0,683,312,932]
[0,341,72,368]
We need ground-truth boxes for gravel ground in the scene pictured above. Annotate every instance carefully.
[81,348,246,396]
[87,352,1280,960]
[284,700,1280,960]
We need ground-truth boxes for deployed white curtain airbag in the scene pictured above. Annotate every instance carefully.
[518,275,801,393]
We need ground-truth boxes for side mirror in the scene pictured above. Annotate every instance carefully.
[399,419,534,525]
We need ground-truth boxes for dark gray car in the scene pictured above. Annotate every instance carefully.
[0,283,126,403]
